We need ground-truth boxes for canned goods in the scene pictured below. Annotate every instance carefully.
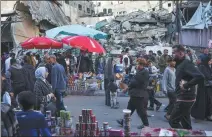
[86,130,90,136]
[91,115,96,123]
[86,123,91,130]
[65,111,71,120]
[65,119,71,128]
[76,122,80,130]
[95,121,98,127]
[90,131,97,136]
[65,128,72,135]
[45,118,52,127]
[105,130,109,137]
[79,115,83,122]
[55,126,60,135]
[91,123,97,130]
[103,122,109,130]
[80,131,86,136]
[56,117,61,126]
[61,119,65,127]
[50,126,55,134]
[87,109,93,116]
[60,128,65,135]
[82,109,86,116]
[60,110,65,119]
[80,123,86,130]
[75,130,80,137]
[46,111,51,119]
[51,117,56,126]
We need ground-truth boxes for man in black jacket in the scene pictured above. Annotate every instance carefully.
[169,45,204,129]
[117,58,149,129]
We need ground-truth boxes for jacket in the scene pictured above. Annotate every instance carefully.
[23,63,36,92]
[95,56,106,74]
[51,63,67,91]
[128,68,149,98]
[162,66,176,92]
[104,58,114,79]
[175,59,204,100]
[158,55,170,73]
[77,55,91,73]
[34,79,53,109]
[108,82,118,93]
[6,64,27,95]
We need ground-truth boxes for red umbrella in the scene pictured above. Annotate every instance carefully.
[21,37,63,49]
[61,36,105,53]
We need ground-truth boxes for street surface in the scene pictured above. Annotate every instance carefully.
[64,96,212,132]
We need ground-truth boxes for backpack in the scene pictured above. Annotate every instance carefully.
[1,103,21,137]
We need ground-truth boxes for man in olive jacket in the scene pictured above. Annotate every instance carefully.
[158,49,170,73]
[117,58,149,129]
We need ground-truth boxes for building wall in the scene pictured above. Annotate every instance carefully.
[1,1,16,12]
[94,1,174,16]
[61,1,95,24]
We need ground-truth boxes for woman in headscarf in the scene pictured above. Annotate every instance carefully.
[34,67,56,114]
[191,54,212,121]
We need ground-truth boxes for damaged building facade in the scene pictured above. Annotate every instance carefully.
[97,9,174,52]
[1,0,70,54]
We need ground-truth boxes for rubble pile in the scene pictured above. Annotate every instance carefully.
[100,9,173,52]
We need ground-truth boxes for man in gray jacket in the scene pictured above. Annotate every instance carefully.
[162,57,176,120]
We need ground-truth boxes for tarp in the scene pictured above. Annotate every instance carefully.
[182,2,212,29]
[95,19,108,30]
[180,27,212,47]
[46,24,108,40]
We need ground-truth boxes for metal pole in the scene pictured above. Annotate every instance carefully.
[175,0,180,44]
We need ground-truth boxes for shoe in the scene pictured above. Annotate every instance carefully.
[147,107,154,111]
[116,119,123,127]
[137,125,147,129]
[156,103,162,111]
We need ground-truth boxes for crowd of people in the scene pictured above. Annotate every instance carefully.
[1,46,212,136]
[115,46,212,130]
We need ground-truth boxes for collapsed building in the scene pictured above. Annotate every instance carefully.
[98,9,175,52]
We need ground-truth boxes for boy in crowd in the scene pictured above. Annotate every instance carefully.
[108,77,119,109]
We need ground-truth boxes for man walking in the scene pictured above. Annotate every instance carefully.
[50,55,68,114]
[162,57,176,120]
[169,45,204,129]
[117,58,149,129]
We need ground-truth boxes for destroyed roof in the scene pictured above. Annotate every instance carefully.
[19,1,70,27]
[114,9,172,24]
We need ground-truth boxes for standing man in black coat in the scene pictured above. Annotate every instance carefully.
[104,57,114,106]
[169,45,204,129]
[117,58,149,129]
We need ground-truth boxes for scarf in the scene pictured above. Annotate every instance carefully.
[35,67,47,81]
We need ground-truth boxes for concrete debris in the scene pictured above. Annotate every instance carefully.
[100,9,173,53]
